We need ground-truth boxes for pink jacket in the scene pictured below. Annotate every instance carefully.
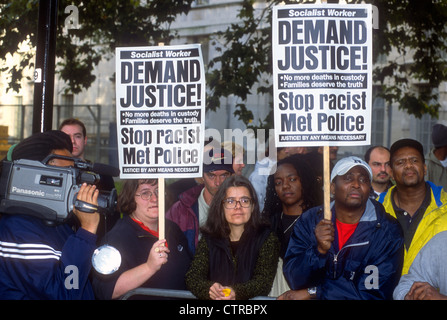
[166,184,204,254]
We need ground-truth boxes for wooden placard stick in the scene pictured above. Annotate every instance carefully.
[158,177,165,240]
[323,145,331,220]
[157,41,166,241]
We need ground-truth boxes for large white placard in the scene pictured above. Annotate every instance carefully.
[272,4,373,147]
[115,44,205,179]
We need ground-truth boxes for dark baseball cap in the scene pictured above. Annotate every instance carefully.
[390,138,425,162]
[432,123,447,148]
[11,130,73,162]
[203,148,234,173]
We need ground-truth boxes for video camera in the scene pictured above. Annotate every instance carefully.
[0,154,119,224]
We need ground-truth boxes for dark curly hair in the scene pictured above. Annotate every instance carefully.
[262,154,322,221]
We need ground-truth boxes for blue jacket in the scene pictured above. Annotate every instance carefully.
[0,214,97,300]
[283,199,404,300]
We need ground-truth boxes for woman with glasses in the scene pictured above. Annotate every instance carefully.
[185,175,280,300]
[92,179,192,299]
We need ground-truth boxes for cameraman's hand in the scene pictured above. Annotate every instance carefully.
[74,183,100,234]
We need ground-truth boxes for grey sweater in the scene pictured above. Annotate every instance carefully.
[425,149,447,190]
[393,230,447,300]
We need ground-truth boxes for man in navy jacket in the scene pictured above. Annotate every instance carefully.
[283,156,404,300]
[0,131,100,299]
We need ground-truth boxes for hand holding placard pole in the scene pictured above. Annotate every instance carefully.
[158,177,165,240]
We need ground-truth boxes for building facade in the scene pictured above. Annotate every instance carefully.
[0,0,446,164]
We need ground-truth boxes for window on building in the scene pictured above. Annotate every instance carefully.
[371,91,385,147]
[411,114,436,155]
[192,0,209,7]
[61,93,74,118]
[411,84,438,154]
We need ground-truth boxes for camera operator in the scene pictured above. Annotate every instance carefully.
[0,130,100,299]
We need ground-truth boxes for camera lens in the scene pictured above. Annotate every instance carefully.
[96,189,117,215]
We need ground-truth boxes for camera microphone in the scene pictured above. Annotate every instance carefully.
[91,163,120,177]
[46,156,120,177]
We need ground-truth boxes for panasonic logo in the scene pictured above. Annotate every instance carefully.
[11,186,45,197]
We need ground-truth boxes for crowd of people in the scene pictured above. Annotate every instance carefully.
[1,119,447,300]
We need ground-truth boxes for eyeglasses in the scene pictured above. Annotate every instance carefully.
[136,188,158,200]
[222,197,252,209]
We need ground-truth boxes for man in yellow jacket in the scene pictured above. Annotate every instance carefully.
[378,139,447,275]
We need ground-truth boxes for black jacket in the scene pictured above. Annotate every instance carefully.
[91,215,192,299]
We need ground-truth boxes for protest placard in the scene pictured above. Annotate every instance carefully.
[272,4,373,147]
[115,44,205,179]
[272,4,373,219]
[115,44,206,237]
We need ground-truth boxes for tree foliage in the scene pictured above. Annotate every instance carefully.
[206,0,276,130]
[2,0,447,124]
[206,0,447,128]
[0,0,194,94]
[372,0,447,118]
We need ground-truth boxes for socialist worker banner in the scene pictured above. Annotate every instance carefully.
[115,44,205,179]
[272,4,373,147]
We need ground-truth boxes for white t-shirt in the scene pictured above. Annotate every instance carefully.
[197,188,210,230]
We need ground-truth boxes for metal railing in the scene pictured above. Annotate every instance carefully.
[120,288,276,300]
